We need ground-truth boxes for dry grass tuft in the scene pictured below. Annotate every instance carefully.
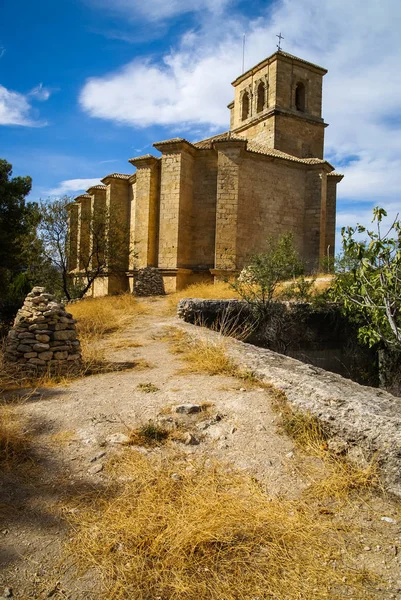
[70,294,146,356]
[0,406,31,469]
[127,422,170,447]
[172,332,237,377]
[66,451,377,600]
[307,459,380,500]
[270,386,379,498]
[136,382,159,393]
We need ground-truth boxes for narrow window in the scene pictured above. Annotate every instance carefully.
[295,82,306,112]
[257,82,265,113]
[241,92,250,120]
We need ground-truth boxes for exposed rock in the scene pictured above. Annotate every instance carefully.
[175,316,401,498]
[175,404,202,414]
[133,267,165,297]
[88,463,104,475]
[182,432,200,445]
[4,288,82,375]
[106,433,130,445]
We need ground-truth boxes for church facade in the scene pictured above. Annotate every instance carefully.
[68,50,343,295]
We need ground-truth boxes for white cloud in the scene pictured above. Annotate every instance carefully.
[46,178,102,197]
[80,0,401,234]
[29,83,51,102]
[88,0,231,22]
[0,83,49,126]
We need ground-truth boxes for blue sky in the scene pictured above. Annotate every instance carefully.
[1,0,400,250]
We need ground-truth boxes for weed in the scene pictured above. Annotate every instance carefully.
[136,382,159,393]
[128,422,169,447]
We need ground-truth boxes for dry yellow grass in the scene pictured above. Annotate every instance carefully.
[70,294,146,346]
[167,281,238,313]
[0,406,31,470]
[66,451,377,600]
[165,328,237,377]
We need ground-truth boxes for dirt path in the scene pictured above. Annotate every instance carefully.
[1,297,401,599]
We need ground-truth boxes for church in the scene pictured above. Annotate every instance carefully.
[67,50,343,295]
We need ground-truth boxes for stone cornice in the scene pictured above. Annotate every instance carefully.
[86,184,107,194]
[101,173,131,184]
[153,138,198,156]
[128,154,159,168]
[74,193,91,203]
[232,51,327,87]
[232,106,326,136]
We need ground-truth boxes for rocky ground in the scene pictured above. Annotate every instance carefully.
[0,297,400,599]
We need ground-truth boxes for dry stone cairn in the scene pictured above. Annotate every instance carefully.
[4,287,82,374]
[134,267,165,296]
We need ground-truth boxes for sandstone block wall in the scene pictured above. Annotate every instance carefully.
[66,51,342,295]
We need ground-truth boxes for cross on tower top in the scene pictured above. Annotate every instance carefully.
[276,32,284,51]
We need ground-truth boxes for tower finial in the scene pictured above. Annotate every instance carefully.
[276,32,284,51]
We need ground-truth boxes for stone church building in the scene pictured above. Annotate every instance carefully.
[68,50,343,295]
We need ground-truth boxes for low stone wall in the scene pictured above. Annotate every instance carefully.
[176,300,401,497]
[177,298,377,385]
[4,287,82,374]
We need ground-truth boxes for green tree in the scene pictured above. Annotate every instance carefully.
[333,207,401,350]
[231,233,304,318]
[0,159,47,329]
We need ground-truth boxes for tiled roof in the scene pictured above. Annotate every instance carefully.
[129,153,158,162]
[74,193,91,201]
[194,131,246,149]
[247,142,327,165]
[276,51,327,73]
[328,171,343,177]
[153,138,197,148]
[195,132,329,165]
[86,184,107,191]
[101,173,131,182]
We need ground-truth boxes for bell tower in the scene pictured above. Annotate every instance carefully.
[228,51,328,159]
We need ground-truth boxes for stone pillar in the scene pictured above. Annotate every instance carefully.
[326,173,343,266]
[75,194,92,272]
[303,168,323,272]
[153,139,196,292]
[67,202,79,272]
[319,171,328,266]
[128,155,160,268]
[101,174,131,294]
[87,185,107,271]
[213,140,247,279]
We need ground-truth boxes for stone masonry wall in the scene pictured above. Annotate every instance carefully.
[4,287,82,374]
[191,150,218,268]
[236,154,307,267]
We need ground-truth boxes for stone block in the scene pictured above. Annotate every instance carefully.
[38,351,53,361]
[54,330,76,341]
[36,334,51,343]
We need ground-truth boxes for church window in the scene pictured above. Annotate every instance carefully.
[257,82,265,113]
[295,82,306,112]
[241,91,250,120]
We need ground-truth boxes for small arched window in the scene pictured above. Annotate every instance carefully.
[241,92,250,121]
[295,82,306,112]
[257,82,265,113]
